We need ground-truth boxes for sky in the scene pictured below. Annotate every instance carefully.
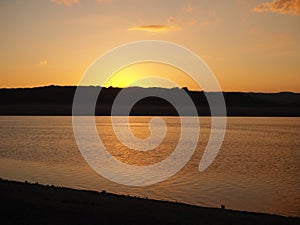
[0,0,299,92]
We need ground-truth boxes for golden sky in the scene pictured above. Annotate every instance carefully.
[0,0,299,92]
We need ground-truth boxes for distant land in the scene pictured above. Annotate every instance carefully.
[1,85,300,116]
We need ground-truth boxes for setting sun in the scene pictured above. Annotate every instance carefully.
[104,62,201,90]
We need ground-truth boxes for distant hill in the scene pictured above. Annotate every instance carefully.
[0,85,299,116]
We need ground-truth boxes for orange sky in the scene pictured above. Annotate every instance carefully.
[0,0,299,92]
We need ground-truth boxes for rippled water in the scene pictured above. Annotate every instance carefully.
[0,116,299,216]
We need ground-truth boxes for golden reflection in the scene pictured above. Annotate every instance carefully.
[97,116,181,166]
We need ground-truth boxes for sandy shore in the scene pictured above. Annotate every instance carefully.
[0,179,299,225]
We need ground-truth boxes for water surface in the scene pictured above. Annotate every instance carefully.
[0,116,299,216]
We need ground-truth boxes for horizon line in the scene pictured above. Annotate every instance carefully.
[0,84,299,94]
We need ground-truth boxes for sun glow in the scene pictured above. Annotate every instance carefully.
[104,62,201,90]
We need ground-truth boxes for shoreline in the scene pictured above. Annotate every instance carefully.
[1,179,299,225]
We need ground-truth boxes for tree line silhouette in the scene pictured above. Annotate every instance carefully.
[0,85,299,116]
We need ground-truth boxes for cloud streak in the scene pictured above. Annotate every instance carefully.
[96,0,112,2]
[51,0,79,7]
[51,0,112,6]
[253,0,300,15]
[184,4,194,13]
[39,59,48,65]
[128,25,179,32]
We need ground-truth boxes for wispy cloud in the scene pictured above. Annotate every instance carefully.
[51,0,112,6]
[128,25,179,32]
[184,4,194,13]
[96,0,112,2]
[253,0,300,15]
[39,59,48,65]
[274,33,291,46]
[168,16,177,23]
[50,0,79,7]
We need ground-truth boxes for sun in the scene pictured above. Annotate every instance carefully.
[104,62,201,90]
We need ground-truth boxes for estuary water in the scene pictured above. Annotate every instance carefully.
[0,116,299,216]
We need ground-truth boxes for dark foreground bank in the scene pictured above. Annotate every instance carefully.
[0,179,299,225]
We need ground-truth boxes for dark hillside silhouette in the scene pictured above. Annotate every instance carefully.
[0,85,299,116]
